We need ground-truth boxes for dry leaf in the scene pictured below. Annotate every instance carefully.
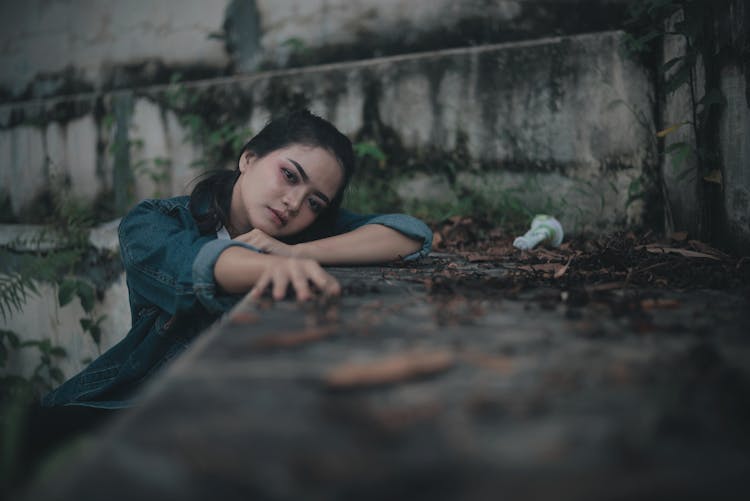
[535,249,566,261]
[324,350,454,389]
[516,263,560,273]
[461,352,513,374]
[229,311,260,325]
[703,169,723,185]
[464,253,500,263]
[554,258,573,279]
[688,240,730,259]
[642,245,722,261]
[432,231,444,248]
[641,298,681,310]
[370,402,442,430]
[253,325,338,349]
[656,122,688,137]
[585,282,625,292]
[670,231,688,242]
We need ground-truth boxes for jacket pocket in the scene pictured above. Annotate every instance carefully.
[79,365,119,390]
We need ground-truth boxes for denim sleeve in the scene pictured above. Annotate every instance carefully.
[192,238,264,314]
[334,209,433,260]
[119,200,263,315]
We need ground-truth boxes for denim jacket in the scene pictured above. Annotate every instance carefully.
[42,196,432,409]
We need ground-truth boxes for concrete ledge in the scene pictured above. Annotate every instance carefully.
[22,259,750,500]
[1,31,655,234]
[0,219,121,252]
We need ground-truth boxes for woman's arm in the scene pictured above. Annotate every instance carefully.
[235,210,432,265]
[214,246,340,300]
[293,224,421,265]
[235,225,422,265]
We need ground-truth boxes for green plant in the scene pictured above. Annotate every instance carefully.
[346,141,398,214]
[0,180,107,399]
[164,73,253,171]
[624,0,726,185]
[353,141,388,167]
[282,37,312,65]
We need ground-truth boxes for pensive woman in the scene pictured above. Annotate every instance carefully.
[41,109,432,409]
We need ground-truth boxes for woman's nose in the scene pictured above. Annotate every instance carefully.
[283,189,305,214]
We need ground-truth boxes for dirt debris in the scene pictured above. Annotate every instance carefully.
[426,217,750,295]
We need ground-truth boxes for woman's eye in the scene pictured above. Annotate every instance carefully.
[281,168,297,183]
[308,198,323,213]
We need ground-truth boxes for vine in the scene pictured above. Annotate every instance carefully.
[623,0,726,234]
[164,73,253,171]
[0,177,108,402]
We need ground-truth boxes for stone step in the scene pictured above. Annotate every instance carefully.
[238,0,632,73]
[1,0,631,103]
[0,30,655,234]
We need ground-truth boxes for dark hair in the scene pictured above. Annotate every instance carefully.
[189,109,355,239]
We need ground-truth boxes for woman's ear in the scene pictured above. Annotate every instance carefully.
[238,150,255,173]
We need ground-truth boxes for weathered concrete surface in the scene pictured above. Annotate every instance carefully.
[248,0,630,72]
[660,24,704,238]
[22,257,750,501]
[659,2,750,253]
[0,221,128,381]
[0,0,231,100]
[719,64,750,252]
[1,31,656,234]
[0,0,629,102]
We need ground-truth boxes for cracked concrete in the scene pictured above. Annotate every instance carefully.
[23,255,750,501]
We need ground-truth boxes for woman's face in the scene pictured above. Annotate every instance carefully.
[229,144,344,237]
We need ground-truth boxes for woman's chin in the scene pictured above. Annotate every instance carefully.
[256,223,287,238]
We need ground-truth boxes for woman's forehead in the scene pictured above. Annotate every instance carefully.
[277,145,344,194]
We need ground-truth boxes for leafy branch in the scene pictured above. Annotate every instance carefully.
[625,0,726,186]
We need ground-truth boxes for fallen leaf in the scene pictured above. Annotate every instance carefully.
[516,263,560,273]
[688,240,730,259]
[370,402,442,430]
[324,350,454,389]
[535,249,567,261]
[642,245,722,261]
[253,325,338,349]
[229,311,260,324]
[432,231,444,248]
[670,231,688,242]
[585,282,625,292]
[554,257,573,279]
[641,298,681,310]
[703,169,723,185]
[461,352,513,374]
[656,122,688,137]
[464,253,500,262]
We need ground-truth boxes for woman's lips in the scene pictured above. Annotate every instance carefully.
[268,207,287,226]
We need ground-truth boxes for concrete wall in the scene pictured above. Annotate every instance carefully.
[0,0,712,384]
[0,221,128,382]
[1,31,655,232]
[1,0,629,102]
[719,64,750,251]
[660,1,750,253]
[0,0,231,100]
[0,29,656,380]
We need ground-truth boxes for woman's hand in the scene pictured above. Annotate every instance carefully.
[249,255,340,302]
[235,228,296,257]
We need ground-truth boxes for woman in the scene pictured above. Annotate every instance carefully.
[41,109,432,409]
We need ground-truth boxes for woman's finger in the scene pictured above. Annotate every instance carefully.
[289,267,312,302]
[324,276,341,296]
[249,272,271,300]
[271,272,290,301]
[307,266,340,296]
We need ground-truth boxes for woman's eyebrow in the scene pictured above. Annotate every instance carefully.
[286,157,331,204]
